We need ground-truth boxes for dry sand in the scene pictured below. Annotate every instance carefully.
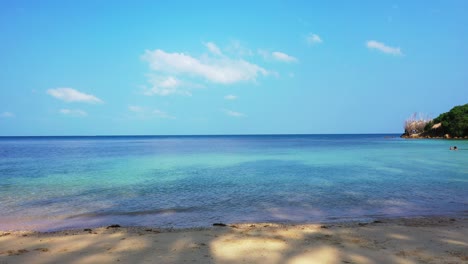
[1,217,467,264]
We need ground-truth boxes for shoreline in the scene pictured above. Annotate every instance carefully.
[1,216,467,263]
[2,212,467,233]
[1,213,466,232]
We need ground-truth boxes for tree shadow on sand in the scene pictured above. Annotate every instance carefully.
[1,217,467,264]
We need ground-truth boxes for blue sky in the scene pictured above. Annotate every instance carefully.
[1,0,467,135]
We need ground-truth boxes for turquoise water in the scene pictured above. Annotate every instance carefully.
[0,135,467,231]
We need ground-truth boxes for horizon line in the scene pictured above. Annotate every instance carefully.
[0,132,402,138]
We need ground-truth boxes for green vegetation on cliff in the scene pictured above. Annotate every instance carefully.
[424,104,468,137]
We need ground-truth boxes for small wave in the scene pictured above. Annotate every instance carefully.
[67,207,197,219]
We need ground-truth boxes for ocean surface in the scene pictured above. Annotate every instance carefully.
[0,134,467,231]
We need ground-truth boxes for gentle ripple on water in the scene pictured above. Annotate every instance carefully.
[0,135,467,231]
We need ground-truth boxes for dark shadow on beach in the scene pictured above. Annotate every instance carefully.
[1,217,467,264]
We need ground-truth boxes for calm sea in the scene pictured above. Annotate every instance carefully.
[0,135,467,231]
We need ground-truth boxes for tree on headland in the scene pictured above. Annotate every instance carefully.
[425,104,468,138]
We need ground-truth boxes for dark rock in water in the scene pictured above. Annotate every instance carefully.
[358,223,368,226]
[106,224,121,229]
[84,228,92,232]
[320,225,329,229]
[212,223,227,227]
[373,220,383,224]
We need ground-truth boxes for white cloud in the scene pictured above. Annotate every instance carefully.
[366,40,402,55]
[224,94,238,100]
[59,109,87,117]
[141,48,268,85]
[143,76,191,96]
[1,111,14,118]
[204,42,222,56]
[223,109,245,117]
[307,33,322,44]
[47,88,103,103]
[153,109,176,119]
[272,51,298,63]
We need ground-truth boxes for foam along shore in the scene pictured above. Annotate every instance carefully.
[1,217,467,264]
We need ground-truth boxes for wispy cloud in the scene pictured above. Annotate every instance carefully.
[223,109,245,117]
[128,105,144,113]
[143,76,191,96]
[204,42,222,56]
[1,111,14,118]
[224,94,238,100]
[272,51,298,63]
[141,46,268,85]
[59,109,87,117]
[258,49,270,60]
[307,33,322,45]
[259,50,298,63]
[128,105,175,119]
[153,109,176,119]
[225,40,253,56]
[366,40,402,55]
[47,88,103,103]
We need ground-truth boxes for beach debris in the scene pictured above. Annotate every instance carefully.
[446,250,468,261]
[84,228,92,232]
[0,232,10,237]
[106,224,121,229]
[358,223,368,227]
[34,248,49,252]
[6,249,29,256]
[373,220,383,224]
[144,228,160,233]
[320,225,329,229]
[212,223,227,227]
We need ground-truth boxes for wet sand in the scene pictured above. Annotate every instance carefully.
[1,217,467,264]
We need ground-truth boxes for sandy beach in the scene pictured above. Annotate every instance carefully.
[1,217,467,264]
